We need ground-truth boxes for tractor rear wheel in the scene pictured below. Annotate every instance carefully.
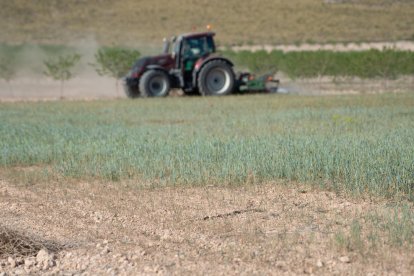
[139,70,170,97]
[197,60,235,96]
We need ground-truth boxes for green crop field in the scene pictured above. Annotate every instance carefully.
[1,93,413,198]
[0,0,413,45]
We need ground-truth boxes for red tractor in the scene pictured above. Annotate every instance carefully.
[123,32,279,97]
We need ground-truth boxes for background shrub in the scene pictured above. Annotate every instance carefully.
[90,47,141,96]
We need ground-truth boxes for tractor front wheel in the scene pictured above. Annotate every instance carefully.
[123,84,140,98]
[197,60,235,96]
[139,70,170,97]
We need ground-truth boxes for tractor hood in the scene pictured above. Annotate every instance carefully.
[146,54,175,69]
[128,57,149,75]
[129,54,175,77]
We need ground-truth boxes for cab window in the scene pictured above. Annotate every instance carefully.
[182,36,214,59]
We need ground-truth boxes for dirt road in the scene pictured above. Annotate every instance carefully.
[1,175,413,275]
[1,75,412,102]
[229,40,414,53]
[0,76,120,102]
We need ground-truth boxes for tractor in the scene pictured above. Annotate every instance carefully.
[123,32,279,97]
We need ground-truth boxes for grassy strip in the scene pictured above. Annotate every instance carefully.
[334,203,414,253]
[223,49,414,79]
[1,93,413,198]
[2,43,414,80]
[0,44,75,57]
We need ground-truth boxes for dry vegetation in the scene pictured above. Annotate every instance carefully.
[0,0,413,45]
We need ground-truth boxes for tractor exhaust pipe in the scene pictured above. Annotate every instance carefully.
[162,38,170,54]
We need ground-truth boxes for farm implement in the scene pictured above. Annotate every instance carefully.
[123,31,281,98]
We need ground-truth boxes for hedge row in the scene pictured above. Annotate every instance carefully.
[222,49,414,79]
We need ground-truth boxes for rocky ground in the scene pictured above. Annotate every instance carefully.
[1,172,413,275]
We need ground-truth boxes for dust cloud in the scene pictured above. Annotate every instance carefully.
[0,37,139,101]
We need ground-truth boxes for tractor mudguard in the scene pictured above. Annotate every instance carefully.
[194,56,234,71]
[146,64,169,72]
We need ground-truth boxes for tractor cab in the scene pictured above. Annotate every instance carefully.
[164,33,215,64]
[175,33,216,70]
[163,33,216,67]
[154,32,220,93]
[165,33,217,89]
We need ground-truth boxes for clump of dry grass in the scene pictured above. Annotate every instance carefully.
[0,225,62,258]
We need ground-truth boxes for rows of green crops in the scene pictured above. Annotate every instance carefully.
[1,93,413,198]
[223,49,414,79]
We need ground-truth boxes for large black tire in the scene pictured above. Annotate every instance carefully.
[123,84,140,98]
[197,60,235,96]
[139,70,170,97]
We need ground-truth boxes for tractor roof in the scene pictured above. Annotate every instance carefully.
[180,32,216,39]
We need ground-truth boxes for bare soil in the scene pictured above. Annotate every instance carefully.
[230,40,414,53]
[0,75,412,102]
[1,175,413,275]
[0,76,120,102]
